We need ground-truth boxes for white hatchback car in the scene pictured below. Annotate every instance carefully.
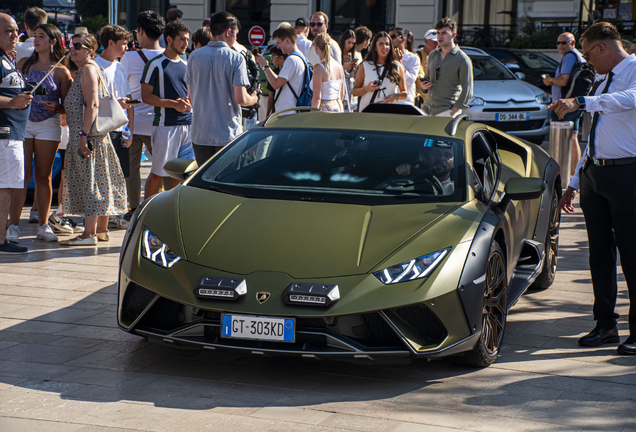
[462,47,551,144]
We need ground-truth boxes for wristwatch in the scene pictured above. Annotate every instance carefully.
[576,96,586,109]
[80,131,89,137]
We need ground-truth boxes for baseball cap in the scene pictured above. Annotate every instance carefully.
[424,29,438,41]
[295,17,308,27]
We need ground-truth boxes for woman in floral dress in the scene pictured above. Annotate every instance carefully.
[60,33,127,246]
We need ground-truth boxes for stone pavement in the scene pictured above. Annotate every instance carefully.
[0,197,634,432]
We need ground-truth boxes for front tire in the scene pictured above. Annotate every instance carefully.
[463,241,508,367]
[532,189,560,290]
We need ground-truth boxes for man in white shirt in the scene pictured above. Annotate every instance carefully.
[95,25,136,229]
[15,7,46,62]
[551,21,636,356]
[389,27,420,105]
[305,11,341,67]
[255,25,308,114]
[120,11,165,216]
[294,18,311,56]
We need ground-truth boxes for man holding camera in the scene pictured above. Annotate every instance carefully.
[0,13,30,254]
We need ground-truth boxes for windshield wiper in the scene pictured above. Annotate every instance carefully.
[208,185,245,197]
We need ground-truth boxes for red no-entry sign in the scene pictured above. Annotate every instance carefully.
[248,26,266,47]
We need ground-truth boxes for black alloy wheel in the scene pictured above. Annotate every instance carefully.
[532,189,560,290]
[464,241,508,367]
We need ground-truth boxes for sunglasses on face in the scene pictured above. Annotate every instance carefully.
[556,41,570,46]
[71,42,90,51]
[309,22,324,27]
[390,34,403,39]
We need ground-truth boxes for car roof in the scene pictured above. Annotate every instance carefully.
[460,46,489,56]
[263,111,471,138]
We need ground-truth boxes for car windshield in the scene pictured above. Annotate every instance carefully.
[471,55,516,80]
[188,128,466,205]
[516,52,558,70]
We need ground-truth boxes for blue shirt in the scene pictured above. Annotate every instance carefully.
[141,54,192,127]
[0,51,29,141]
[185,41,249,146]
[552,49,585,102]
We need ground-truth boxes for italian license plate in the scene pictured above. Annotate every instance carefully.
[221,314,295,342]
[496,112,529,121]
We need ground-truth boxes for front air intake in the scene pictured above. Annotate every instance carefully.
[392,304,448,344]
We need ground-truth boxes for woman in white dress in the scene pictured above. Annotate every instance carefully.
[352,31,407,112]
[311,33,345,112]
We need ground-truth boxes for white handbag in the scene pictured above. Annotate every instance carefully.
[88,64,128,136]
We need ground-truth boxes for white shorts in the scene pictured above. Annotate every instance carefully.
[0,139,25,189]
[150,125,192,177]
[59,125,69,150]
[24,115,62,142]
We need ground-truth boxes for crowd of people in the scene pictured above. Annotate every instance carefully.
[0,6,475,254]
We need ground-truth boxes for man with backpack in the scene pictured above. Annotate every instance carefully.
[543,32,592,175]
[255,25,312,114]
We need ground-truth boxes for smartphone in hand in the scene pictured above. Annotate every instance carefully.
[132,30,140,49]
[77,141,93,159]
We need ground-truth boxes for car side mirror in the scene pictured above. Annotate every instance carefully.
[504,177,545,200]
[163,158,199,181]
[514,71,526,80]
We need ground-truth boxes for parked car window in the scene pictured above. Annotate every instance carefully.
[490,51,519,67]
[516,52,558,70]
[189,128,466,204]
[470,56,516,81]
[471,132,499,202]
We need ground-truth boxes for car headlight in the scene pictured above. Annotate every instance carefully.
[141,228,181,268]
[535,93,551,104]
[373,248,450,285]
[468,97,484,107]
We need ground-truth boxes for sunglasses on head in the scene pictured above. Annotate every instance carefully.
[309,22,324,27]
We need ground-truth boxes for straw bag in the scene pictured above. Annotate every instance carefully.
[88,64,128,136]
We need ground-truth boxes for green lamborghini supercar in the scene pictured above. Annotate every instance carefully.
[118,105,561,367]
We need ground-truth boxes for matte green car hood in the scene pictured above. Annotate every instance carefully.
[178,186,462,278]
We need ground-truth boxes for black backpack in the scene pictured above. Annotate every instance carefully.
[560,51,594,98]
[238,48,261,118]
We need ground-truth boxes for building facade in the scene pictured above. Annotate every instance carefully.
[115,0,593,47]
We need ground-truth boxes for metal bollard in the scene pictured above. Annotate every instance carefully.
[549,121,573,189]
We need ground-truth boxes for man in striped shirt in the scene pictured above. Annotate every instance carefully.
[140,21,192,199]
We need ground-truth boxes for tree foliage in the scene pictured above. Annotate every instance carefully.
[74,0,108,20]
[3,0,43,16]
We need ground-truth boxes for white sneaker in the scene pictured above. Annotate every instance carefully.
[64,217,85,233]
[6,225,19,243]
[36,224,58,242]
[29,209,38,224]
[49,214,74,234]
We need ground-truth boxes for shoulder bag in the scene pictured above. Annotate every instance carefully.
[87,63,128,136]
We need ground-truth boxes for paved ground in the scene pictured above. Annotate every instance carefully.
[0,175,635,431]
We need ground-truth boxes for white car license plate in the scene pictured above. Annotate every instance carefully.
[496,112,529,121]
[221,314,295,342]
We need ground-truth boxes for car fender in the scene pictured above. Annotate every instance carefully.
[456,208,504,335]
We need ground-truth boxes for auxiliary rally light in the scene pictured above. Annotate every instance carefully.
[194,276,247,300]
[282,282,340,306]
